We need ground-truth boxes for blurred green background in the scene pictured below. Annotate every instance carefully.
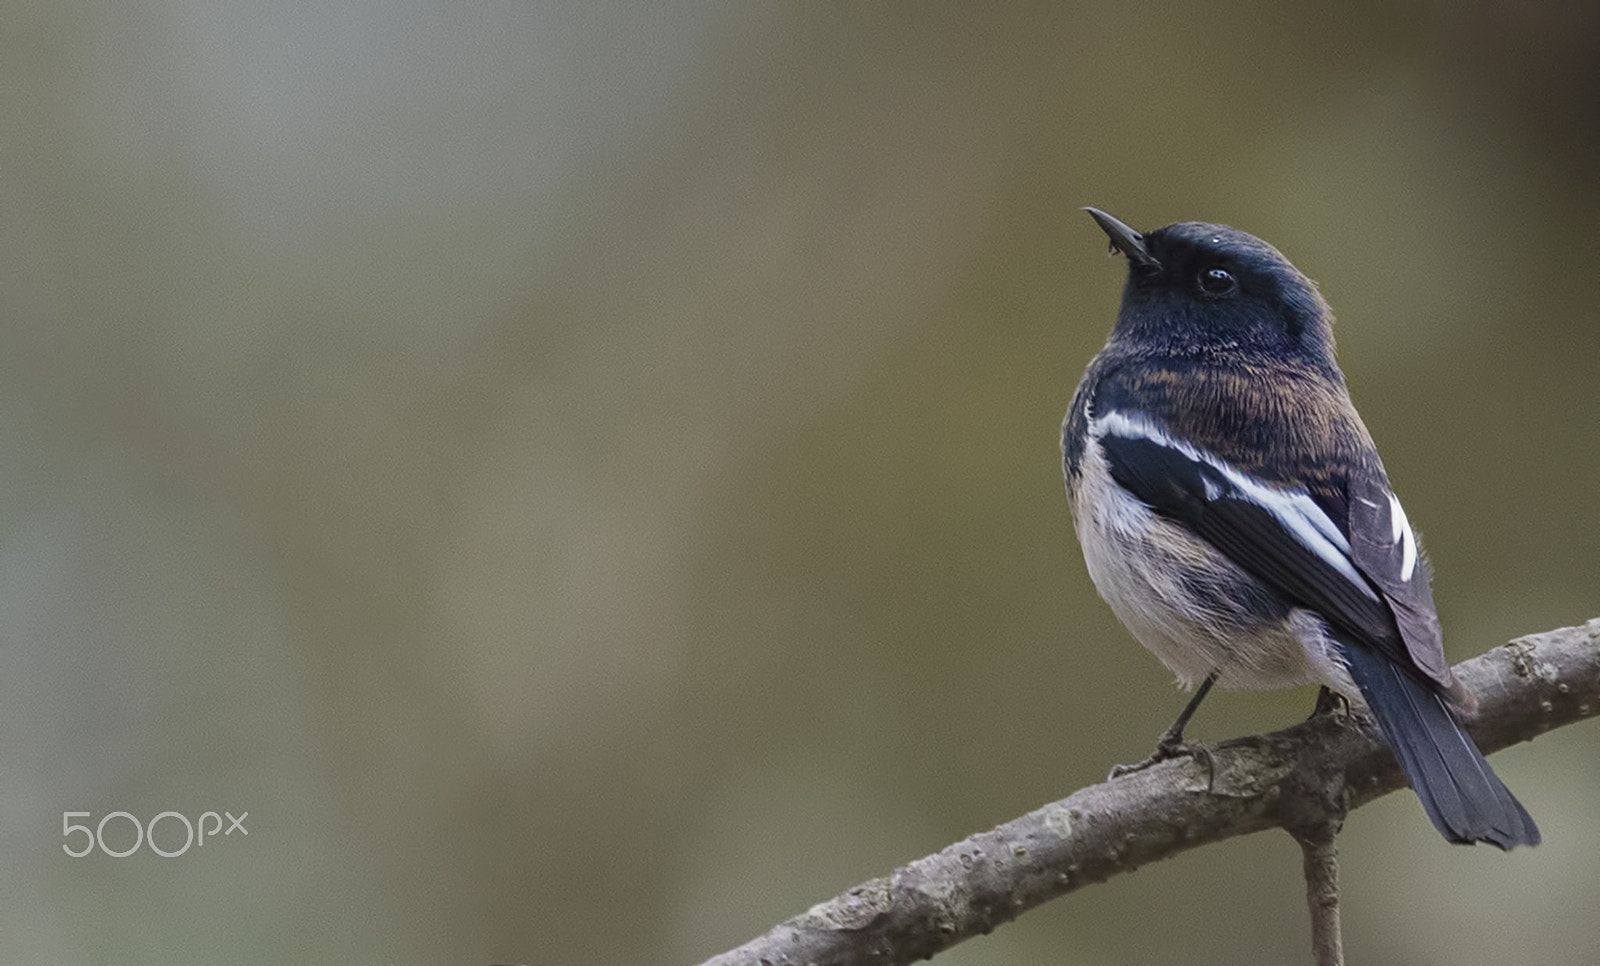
[4,2,1597,963]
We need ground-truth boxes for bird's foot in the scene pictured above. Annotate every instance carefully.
[1307,685,1349,723]
[1109,730,1214,786]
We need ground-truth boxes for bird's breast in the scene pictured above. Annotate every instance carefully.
[1071,426,1338,692]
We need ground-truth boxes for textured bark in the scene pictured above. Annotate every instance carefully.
[1294,820,1344,966]
[697,619,1600,966]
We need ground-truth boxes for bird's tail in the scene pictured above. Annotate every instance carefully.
[1338,640,1539,849]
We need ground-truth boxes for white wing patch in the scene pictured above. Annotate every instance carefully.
[1388,491,1418,582]
[1093,410,1379,600]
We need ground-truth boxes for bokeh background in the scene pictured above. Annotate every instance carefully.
[3,2,1598,963]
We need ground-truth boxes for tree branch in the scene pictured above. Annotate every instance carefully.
[1293,819,1344,966]
[696,619,1600,966]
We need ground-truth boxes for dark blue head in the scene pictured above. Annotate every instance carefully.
[1085,208,1336,373]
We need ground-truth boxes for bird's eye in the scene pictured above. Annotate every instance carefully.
[1198,268,1238,297]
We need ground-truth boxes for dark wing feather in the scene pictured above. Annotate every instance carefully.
[1347,467,1452,689]
[1100,433,1409,665]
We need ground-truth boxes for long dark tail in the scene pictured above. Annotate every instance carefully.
[1339,640,1539,849]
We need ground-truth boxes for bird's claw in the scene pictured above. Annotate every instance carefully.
[1308,685,1350,722]
[1108,734,1215,787]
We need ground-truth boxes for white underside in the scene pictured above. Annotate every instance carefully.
[1073,437,1358,696]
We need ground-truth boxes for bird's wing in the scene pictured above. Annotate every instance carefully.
[1094,410,1447,684]
[1345,467,1450,685]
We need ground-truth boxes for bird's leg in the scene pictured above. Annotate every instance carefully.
[1155,670,1218,754]
[1110,670,1218,780]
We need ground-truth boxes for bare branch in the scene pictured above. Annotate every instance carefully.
[1293,820,1344,966]
[696,619,1600,966]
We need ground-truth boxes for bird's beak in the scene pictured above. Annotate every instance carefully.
[1083,207,1160,270]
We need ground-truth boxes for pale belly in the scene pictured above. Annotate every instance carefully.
[1071,443,1356,695]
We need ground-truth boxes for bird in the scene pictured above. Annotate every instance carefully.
[1061,207,1539,849]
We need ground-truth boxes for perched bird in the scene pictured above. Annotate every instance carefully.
[1062,208,1538,848]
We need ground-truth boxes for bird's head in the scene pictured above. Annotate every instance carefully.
[1084,208,1336,372]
